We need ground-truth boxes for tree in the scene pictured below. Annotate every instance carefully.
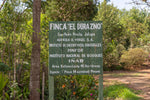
[22,0,48,13]
[46,0,97,21]
[120,8,149,48]
[0,0,30,82]
[132,0,150,7]
[94,1,124,67]
[29,0,41,100]
[0,0,32,99]
[0,0,6,11]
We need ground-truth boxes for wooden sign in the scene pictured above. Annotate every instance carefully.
[49,21,103,100]
[49,21,103,75]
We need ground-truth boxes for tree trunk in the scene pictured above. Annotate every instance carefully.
[29,0,41,100]
[0,0,6,11]
[13,24,17,82]
[12,23,17,99]
[1,39,7,63]
[42,72,45,100]
[130,35,133,48]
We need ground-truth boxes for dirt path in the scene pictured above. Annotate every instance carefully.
[102,68,150,100]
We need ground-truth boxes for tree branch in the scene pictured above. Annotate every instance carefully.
[0,0,7,11]
[131,0,150,7]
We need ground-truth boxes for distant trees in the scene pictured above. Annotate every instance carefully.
[94,1,150,68]
[0,0,31,99]
[120,8,149,48]
[94,0,124,67]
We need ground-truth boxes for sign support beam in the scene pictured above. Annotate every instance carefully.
[49,76,54,100]
[99,75,103,100]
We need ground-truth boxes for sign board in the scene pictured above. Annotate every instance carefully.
[49,21,103,75]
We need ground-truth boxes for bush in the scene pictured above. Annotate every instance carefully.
[0,73,9,99]
[54,75,98,100]
[104,43,126,70]
[0,62,11,73]
[120,48,148,68]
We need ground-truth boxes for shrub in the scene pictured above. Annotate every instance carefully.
[54,75,98,100]
[0,73,9,99]
[104,43,126,70]
[120,48,148,68]
[0,62,11,73]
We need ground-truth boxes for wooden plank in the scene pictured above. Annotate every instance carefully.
[99,75,103,100]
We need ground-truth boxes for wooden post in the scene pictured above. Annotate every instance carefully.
[99,75,103,100]
[49,76,54,100]
[42,72,45,100]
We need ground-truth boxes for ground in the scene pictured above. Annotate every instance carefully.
[99,63,150,100]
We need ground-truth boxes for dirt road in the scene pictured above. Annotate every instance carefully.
[103,68,150,100]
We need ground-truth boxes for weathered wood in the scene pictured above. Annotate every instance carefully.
[42,72,45,100]
[99,75,103,100]
[49,76,54,100]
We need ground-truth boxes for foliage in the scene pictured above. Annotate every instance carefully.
[54,75,98,100]
[95,1,123,41]
[46,0,97,21]
[94,2,150,69]
[0,73,8,99]
[120,48,148,68]
[0,62,11,73]
[104,42,126,68]
[104,84,142,100]
[120,8,149,48]
[0,73,8,95]
[94,1,124,68]
[8,82,22,99]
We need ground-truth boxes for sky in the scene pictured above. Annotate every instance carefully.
[107,0,149,10]
[0,0,149,11]
[108,0,136,10]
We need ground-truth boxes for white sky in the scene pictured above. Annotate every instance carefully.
[108,0,135,10]
[0,0,2,4]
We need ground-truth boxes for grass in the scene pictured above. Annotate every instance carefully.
[111,73,140,77]
[104,84,142,100]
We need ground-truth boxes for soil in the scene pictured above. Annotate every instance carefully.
[98,63,150,100]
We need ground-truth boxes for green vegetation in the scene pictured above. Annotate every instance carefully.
[0,73,8,95]
[54,75,98,100]
[0,0,150,99]
[120,48,148,68]
[104,84,142,100]
[111,73,140,77]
